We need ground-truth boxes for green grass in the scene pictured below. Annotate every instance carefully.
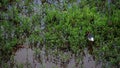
[0,0,120,67]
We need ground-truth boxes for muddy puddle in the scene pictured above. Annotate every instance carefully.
[7,45,104,68]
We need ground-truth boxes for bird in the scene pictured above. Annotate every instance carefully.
[85,32,95,54]
[86,32,94,42]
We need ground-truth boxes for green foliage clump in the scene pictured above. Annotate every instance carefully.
[0,0,120,67]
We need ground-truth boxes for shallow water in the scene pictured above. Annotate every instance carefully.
[12,45,103,68]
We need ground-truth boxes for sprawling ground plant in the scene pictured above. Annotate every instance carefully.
[0,0,120,67]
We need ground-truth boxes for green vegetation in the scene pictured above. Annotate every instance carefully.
[0,0,120,67]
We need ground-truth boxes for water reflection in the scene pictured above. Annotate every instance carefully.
[12,45,103,68]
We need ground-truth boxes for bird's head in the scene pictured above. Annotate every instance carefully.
[85,32,94,42]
